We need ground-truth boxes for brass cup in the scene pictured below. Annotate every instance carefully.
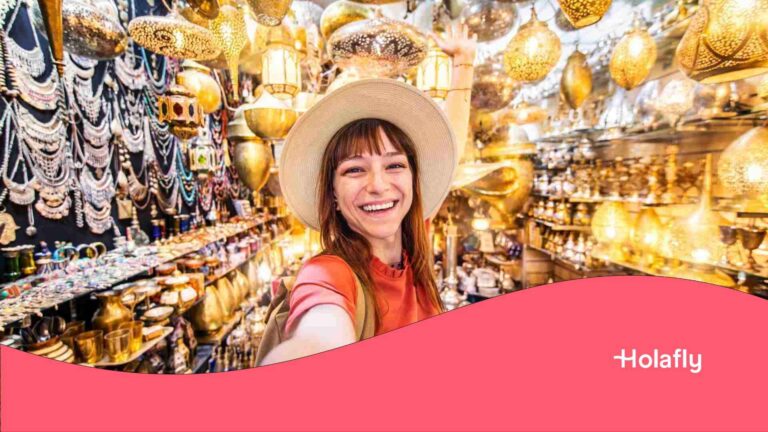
[60,321,85,352]
[74,330,104,364]
[118,321,143,353]
[104,329,131,363]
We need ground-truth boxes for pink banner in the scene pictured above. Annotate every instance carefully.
[2,276,767,431]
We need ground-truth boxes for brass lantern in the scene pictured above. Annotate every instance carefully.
[676,0,768,84]
[261,26,302,99]
[229,108,273,192]
[591,201,631,261]
[557,0,612,29]
[242,90,298,140]
[157,84,204,140]
[718,127,768,211]
[210,3,248,100]
[609,17,657,90]
[245,0,293,26]
[561,48,592,109]
[319,0,374,40]
[128,10,221,60]
[189,128,218,180]
[503,8,561,83]
[176,60,222,114]
[631,208,662,267]
[472,62,518,112]
[416,39,452,100]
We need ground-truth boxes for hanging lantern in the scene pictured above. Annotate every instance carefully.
[210,3,248,101]
[157,84,204,140]
[560,49,592,109]
[319,0,373,40]
[676,0,768,84]
[245,0,293,26]
[176,60,222,114]
[557,0,612,29]
[461,0,519,42]
[609,17,657,90]
[242,91,298,140]
[416,39,452,100]
[189,128,218,180]
[128,10,221,60]
[188,0,220,19]
[655,77,697,124]
[503,8,561,83]
[261,26,302,99]
[591,201,631,261]
[472,62,518,112]
[718,127,768,212]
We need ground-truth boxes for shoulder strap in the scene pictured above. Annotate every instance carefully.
[352,275,376,341]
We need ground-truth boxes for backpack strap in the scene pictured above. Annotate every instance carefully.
[352,276,376,341]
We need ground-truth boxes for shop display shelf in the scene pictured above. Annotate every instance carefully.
[526,244,553,258]
[86,326,173,368]
[530,218,591,232]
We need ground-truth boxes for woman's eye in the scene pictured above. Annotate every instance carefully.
[387,163,407,170]
[342,167,364,175]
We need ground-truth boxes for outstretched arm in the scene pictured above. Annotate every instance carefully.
[435,21,477,165]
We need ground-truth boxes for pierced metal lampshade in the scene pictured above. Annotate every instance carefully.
[561,49,592,109]
[471,62,518,112]
[176,60,222,114]
[591,201,631,245]
[655,78,697,122]
[718,127,768,210]
[128,10,221,60]
[210,4,248,100]
[631,208,662,261]
[319,0,373,40]
[503,8,561,83]
[328,14,428,78]
[609,18,657,90]
[557,0,612,29]
[245,0,293,26]
[676,0,768,84]
[460,0,518,42]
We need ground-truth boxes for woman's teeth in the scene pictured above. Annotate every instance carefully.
[361,201,396,213]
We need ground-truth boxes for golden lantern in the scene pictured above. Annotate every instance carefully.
[472,62,519,112]
[676,0,768,84]
[503,8,561,83]
[245,0,292,26]
[609,17,657,90]
[670,154,726,265]
[157,84,204,140]
[128,10,221,60]
[560,49,592,109]
[210,3,247,101]
[261,26,302,99]
[557,0,612,29]
[229,108,273,192]
[416,39,452,100]
[189,128,218,180]
[176,60,222,114]
[319,0,373,40]
[631,208,662,267]
[655,78,697,124]
[718,127,768,212]
[591,201,631,261]
[242,90,298,140]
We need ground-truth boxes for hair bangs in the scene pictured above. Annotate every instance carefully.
[330,119,408,169]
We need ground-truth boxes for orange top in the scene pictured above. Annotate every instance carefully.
[286,255,440,335]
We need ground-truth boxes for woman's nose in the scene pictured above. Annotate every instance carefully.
[365,167,389,193]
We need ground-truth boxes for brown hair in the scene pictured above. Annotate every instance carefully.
[317,119,443,330]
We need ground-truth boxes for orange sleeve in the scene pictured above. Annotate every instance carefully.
[285,255,358,334]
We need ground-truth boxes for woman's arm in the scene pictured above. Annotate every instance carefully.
[259,304,356,365]
[436,22,477,164]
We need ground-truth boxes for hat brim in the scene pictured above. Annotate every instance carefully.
[280,79,457,231]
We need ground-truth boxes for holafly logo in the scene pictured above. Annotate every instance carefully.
[613,348,702,374]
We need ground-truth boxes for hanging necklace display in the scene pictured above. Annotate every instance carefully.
[2,114,37,207]
[68,55,107,124]
[3,2,60,111]
[0,108,24,244]
[177,146,197,208]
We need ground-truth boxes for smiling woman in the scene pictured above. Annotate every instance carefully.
[257,24,476,365]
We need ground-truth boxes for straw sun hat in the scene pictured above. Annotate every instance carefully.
[279,78,457,231]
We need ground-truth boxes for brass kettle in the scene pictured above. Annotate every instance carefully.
[92,287,134,334]
[187,284,225,334]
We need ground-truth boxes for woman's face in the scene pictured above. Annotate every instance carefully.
[333,129,414,244]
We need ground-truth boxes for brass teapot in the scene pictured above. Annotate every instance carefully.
[93,287,134,334]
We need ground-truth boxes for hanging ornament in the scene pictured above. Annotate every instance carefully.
[0,212,19,245]
[471,62,518,112]
[503,8,561,83]
[261,25,302,99]
[609,16,657,90]
[37,0,64,76]
[654,78,697,125]
[460,0,518,42]
[189,128,218,180]
[676,0,768,84]
[177,60,222,114]
[242,90,298,140]
[229,108,273,192]
[557,0,612,29]
[157,84,204,140]
[128,9,221,60]
[560,48,592,109]
[245,0,293,26]
[416,38,452,100]
[319,0,373,40]
[210,2,247,101]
